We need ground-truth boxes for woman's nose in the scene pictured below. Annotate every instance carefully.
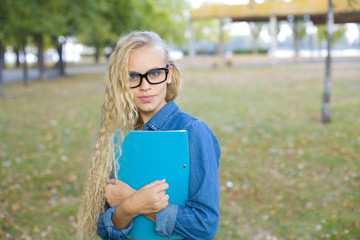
[139,77,151,90]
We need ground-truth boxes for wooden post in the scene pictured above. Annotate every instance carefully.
[188,20,195,66]
[217,18,225,67]
[269,15,277,65]
[293,18,299,59]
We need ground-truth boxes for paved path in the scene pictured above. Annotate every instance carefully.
[177,56,360,68]
[3,57,360,83]
[3,64,108,83]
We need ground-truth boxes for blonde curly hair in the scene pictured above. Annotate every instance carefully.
[77,31,182,239]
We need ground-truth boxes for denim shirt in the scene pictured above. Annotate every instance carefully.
[97,101,221,240]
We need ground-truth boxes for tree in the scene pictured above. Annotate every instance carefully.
[48,0,81,76]
[320,0,359,122]
[249,22,263,54]
[32,0,78,80]
[26,1,53,80]
[193,19,220,43]
[322,0,334,123]
[0,39,4,97]
[2,0,189,87]
[317,21,346,124]
[77,0,189,62]
[292,18,307,58]
[8,0,75,80]
[130,0,189,46]
[5,0,51,80]
[0,0,8,97]
[192,18,231,56]
[6,0,34,85]
[76,0,113,63]
[317,24,346,46]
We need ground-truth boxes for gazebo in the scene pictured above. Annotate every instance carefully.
[189,0,360,62]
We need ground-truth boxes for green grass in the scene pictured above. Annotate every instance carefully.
[1,64,359,239]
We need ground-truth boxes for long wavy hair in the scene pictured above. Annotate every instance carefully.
[77,31,182,239]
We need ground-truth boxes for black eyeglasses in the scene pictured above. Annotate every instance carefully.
[129,65,169,88]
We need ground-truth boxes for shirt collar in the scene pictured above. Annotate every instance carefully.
[142,101,180,131]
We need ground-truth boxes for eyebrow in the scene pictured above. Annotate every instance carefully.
[128,66,164,74]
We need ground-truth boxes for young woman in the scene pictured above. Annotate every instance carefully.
[77,31,221,240]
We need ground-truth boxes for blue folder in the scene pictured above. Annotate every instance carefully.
[115,130,189,240]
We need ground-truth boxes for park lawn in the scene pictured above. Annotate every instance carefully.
[0,63,359,239]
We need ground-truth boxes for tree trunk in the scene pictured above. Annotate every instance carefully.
[56,42,65,76]
[35,34,46,80]
[252,40,258,55]
[22,41,29,86]
[94,44,100,63]
[15,46,21,68]
[322,0,334,124]
[0,40,5,70]
[0,38,4,97]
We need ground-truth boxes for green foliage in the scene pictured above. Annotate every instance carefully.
[295,20,308,40]
[317,24,347,44]
[103,0,137,41]
[2,0,81,52]
[1,64,359,239]
[249,22,263,53]
[2,0,189,59]
[193,19,231,43]
[3,0,31,45]
[249,22,263,40]
[193,19,219,42]
[76,0,113,47]
[0,0,8,32]
[130,0,190,45]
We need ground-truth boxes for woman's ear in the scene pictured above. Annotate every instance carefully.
[166,65,173,84]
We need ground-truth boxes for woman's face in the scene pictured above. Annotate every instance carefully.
[128,46,172,124]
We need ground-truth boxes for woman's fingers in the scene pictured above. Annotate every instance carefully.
[105,184,115,196]
[130,180,170,215]
[151,181,169,193]
[158,194,169,211]
[104,184,117,207]
[163,193,169,202]
[142,179,166,190]
[104,179,136,207]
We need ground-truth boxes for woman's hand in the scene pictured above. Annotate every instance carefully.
[105,179,136,208]
[125,179,169,216]
[112,179,170,229]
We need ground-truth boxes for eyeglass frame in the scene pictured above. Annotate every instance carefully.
[129,64,170,89]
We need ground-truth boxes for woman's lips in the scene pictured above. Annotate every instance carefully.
[138,95,154,102]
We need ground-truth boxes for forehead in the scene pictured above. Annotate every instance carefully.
[128,46,166,72]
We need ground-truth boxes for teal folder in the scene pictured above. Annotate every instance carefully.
[115,130,189,240]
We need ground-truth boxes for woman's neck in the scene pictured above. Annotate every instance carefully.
[135,118,143,130]
[138,112,154,128]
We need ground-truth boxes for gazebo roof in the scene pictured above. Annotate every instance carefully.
[191,0,360,24]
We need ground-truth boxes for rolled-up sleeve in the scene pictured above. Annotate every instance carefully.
[155,203,179,236]
[97,206,134,240]
[155,120,221,239]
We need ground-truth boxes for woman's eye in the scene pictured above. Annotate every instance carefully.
[129,74,138,80]
[149,71,160,77]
